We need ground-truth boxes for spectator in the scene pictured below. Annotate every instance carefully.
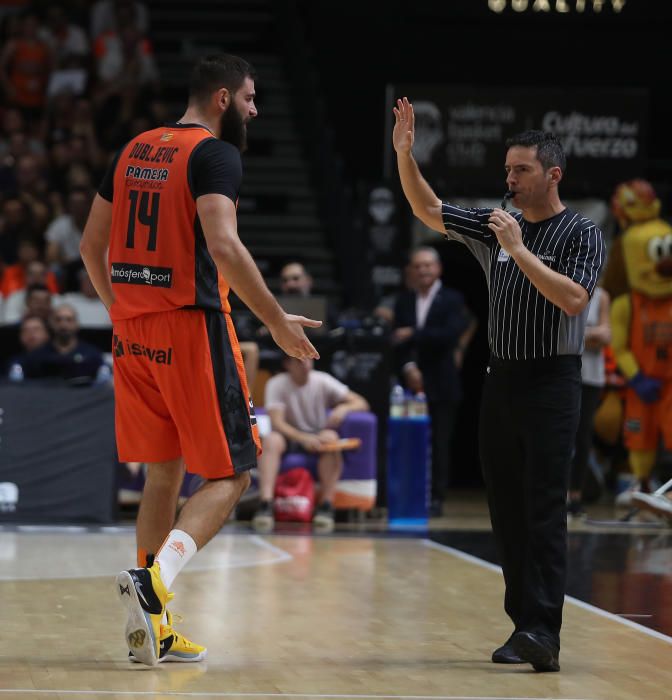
[393,246,477,516]
[61,267,111,328]
[65,161,94,191]
[45,186,91,290]
[23,282,56,322]
[568,286,611,517]
[0,11,52,122]
[14,153,52,231]
[1,237,59,294]
[92,3,159,141]
[252,356,369,533]
[18,312,49,351]
[13,302,108,383]
[5,313,49,378]
[93,4,158,90]
[0,107,46,161]
[2,257,61,323]
[373,260,413,326]
[90,0,149,39]
[39,6,88,64]
[253,261,339,343]
[0,196,35,266]
[279,261,340,329]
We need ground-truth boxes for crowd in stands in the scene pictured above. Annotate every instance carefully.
[0,0,155,377]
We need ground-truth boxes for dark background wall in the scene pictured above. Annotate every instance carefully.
[296,0,671,198]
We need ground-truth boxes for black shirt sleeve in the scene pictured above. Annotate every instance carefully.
[189,139,242,202]
[97,149,123,202]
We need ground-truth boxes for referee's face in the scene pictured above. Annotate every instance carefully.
[504,146,551,210]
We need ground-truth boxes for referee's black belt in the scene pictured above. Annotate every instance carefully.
[488,354,581,372]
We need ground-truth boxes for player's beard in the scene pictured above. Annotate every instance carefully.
[220,104,247,152]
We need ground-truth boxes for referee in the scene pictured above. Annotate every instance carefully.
[393,98,604,673]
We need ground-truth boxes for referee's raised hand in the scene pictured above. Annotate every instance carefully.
[393,97,415,154]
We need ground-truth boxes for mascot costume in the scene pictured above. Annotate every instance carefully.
[609,180,672,523]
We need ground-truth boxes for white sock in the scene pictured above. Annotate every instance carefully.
[156,529,197,589]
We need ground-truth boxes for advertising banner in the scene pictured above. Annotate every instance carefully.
[385,85,648,197]
[0,383,117,524]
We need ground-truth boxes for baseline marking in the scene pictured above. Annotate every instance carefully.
[422,539,672,645]
[0,690,592,699]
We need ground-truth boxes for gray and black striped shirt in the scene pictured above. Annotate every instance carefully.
[442,203,605,360]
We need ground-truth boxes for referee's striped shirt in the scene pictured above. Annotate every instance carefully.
[442,203,605,360]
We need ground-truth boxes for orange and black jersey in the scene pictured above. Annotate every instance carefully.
[98,123,242,321]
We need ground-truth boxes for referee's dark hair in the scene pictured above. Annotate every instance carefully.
[188,54,256,106]
[505,130,566,173]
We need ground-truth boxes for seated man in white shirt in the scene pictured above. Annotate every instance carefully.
[253,356,369,533]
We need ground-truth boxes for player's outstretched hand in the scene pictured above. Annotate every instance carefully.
[392,97,414,154]
[269,314,322,360]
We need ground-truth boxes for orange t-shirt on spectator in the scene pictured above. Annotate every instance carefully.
[0,264,60,297]
[7,39,51,109]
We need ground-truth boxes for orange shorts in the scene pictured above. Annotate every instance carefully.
[623,382,672,452]
[112,308,261,479]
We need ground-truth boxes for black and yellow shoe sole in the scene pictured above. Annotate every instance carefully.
[116,570,159,667]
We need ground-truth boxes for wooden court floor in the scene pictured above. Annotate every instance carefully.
[0,527,670,700]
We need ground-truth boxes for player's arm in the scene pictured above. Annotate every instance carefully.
[393,97,444,233]
[80,194,115,310]
[196,193,320,359]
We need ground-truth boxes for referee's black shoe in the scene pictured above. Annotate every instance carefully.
[491,636,524,664]
[511,631,560,672]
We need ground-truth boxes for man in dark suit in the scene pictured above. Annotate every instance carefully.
[393,246,477,515]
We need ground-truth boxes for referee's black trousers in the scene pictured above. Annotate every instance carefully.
[479,355,581,647]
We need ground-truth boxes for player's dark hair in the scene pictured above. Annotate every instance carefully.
[188,54,256,105]
[505,130,566,173]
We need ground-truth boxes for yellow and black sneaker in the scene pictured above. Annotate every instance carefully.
[116,561,168,666]
[129,597,207,663]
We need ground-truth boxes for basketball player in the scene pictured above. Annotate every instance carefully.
[80,54,321,666]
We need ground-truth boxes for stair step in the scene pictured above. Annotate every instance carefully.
[151,0,272,6]
[241,183,313,197]
[239,213,321,226]
[242,230,324,242]
[153,9,273,23]
[243,175,310,188]
[246,244,333,260]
